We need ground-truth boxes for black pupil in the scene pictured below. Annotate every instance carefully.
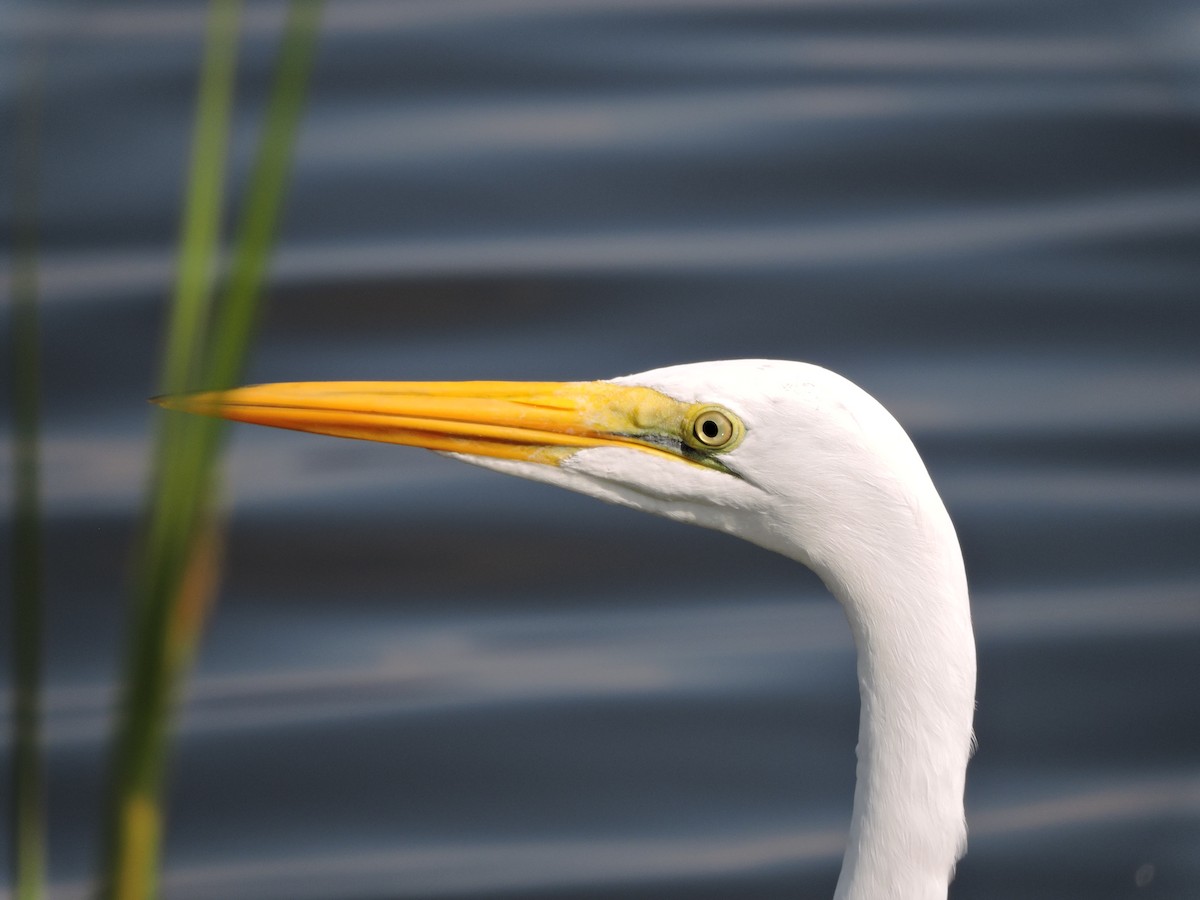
[701,418,720,439]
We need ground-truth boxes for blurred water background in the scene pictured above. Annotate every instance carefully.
[3,1,1200,898]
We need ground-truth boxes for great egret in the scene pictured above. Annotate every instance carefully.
[161,358,976,900]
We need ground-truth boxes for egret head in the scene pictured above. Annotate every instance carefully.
[160,359,940,582]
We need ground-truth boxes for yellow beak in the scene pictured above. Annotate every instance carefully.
[154,380,696,467]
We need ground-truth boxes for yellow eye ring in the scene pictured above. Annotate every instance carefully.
[685,405,742,451]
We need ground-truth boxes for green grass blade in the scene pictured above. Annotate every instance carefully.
[99,2,324,898]
[9,40,47,900]
[99,2,243,898]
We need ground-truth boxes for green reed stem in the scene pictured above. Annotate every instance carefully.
[99,1,243,897]
[99,2,324,897]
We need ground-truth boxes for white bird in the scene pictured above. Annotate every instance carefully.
[162,358,976,900]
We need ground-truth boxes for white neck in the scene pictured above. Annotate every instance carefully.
[768,487,974,900]
[818,504,976,900]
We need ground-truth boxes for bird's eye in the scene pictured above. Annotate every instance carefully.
[685,406,741,451]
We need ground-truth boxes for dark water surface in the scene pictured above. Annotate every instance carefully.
[3,1,1200,898]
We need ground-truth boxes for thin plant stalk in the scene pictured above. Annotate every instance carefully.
[99,2,242,897]
[99,1,324,897]
[10,38,47,900]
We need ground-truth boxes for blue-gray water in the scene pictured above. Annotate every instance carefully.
[3,1,1200,897]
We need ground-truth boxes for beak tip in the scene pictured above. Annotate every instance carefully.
[150,393,191,412]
